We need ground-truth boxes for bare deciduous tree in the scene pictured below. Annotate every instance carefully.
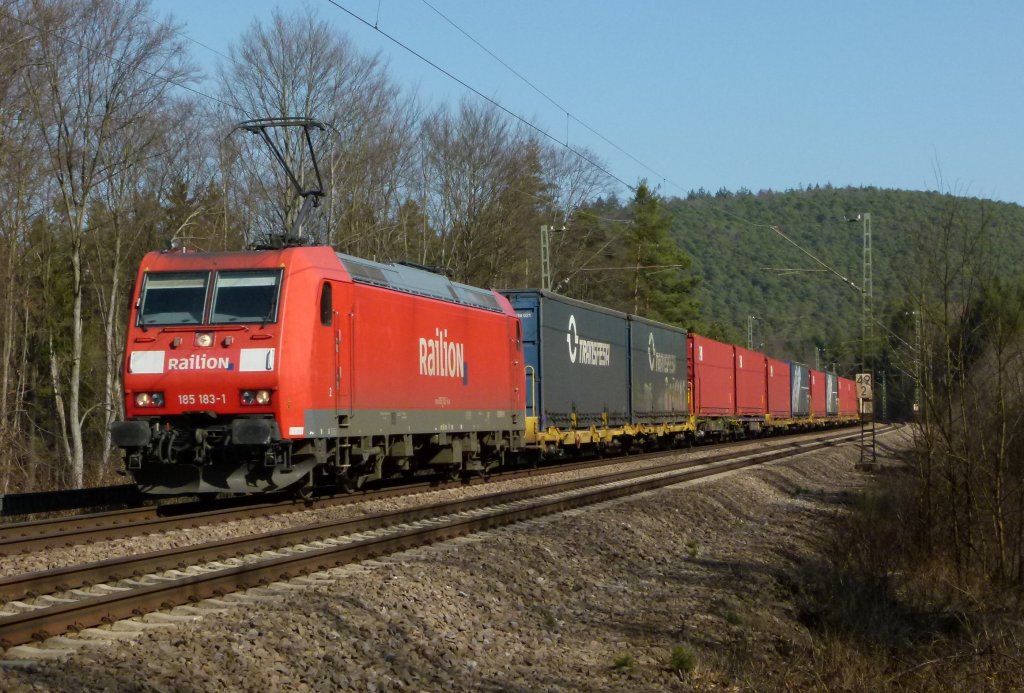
[0,0,44,491]
[219,6,416,252]
[421,100,550,286]
[22,0,194,487]
[896,192,1024,588]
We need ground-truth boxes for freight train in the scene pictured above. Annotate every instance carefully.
[111,245,859,495]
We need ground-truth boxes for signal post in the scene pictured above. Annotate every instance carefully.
[856,372,876,468]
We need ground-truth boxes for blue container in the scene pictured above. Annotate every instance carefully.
[627,315,688,423]
[502,290,629,430]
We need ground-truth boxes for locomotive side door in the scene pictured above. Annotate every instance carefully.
[315,281,350,430]
[512,318,523,415]
[332,282,352,425]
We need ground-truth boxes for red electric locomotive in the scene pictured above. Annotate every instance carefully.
[111,246,524,494]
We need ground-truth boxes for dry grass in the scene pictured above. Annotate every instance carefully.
[772,469,1024,691]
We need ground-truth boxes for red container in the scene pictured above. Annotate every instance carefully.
[688,333,735,416]
[734,346,767,416]
[838,376,858,416]
[809,368,827,417]
[766,357,791,418]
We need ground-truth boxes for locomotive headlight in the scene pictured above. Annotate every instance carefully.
[240,389,272,406]
[134,392,164,407]
[195,332,214,348]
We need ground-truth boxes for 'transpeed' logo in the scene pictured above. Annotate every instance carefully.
[566,314,611,366]
[419,328,467,382]
[647,333,676,374]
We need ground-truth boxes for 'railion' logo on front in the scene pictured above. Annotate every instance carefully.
[167,355,234,371]
[419,328,466,381]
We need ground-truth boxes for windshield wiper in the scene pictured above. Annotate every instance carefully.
[260,298,277,329]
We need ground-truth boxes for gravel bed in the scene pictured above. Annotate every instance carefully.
[3,426,906,691]
[0,435,819,578]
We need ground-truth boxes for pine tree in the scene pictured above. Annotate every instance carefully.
[628,181,700,326]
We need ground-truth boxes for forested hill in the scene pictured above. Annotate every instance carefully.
[660,186,1024,371]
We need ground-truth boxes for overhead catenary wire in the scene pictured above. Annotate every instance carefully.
[322,0,634,192]
[415,0,684,193]
[12,0,643,235]
[769,224,861,293]
[410,0,884,367]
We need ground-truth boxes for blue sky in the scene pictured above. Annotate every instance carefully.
[159,1,1024,206]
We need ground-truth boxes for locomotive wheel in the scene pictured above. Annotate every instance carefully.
[332,466,361,494]
[292,471,315,501]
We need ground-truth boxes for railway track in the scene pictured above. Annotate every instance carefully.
[0,427,859,558]
[0,426,890,655]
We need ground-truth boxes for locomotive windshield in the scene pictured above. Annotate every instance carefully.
[138,272,208,326]
[137,269,283,326]
[210,270,282,324]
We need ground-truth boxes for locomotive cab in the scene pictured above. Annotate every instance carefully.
[111,248,333,494]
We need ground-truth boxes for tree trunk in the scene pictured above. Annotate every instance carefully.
[99,221,125,472]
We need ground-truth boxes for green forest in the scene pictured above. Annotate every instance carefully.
[668,185,1024,363]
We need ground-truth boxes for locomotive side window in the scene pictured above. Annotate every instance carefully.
[210,270,283,324]
[319,282,332,326]
[138,272,209,326]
